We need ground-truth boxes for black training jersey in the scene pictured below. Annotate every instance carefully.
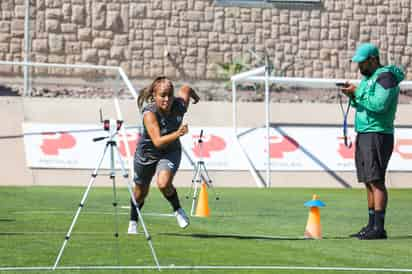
[135,97,187,165]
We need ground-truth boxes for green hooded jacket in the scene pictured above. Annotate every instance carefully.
[352,65,404,134]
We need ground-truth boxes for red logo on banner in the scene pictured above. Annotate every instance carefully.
[395,138,412,159]
[337,137,355,159]
[40,132,76,155]
[119,133,140,157]
[268,135,299,158]
[192,134,226,158]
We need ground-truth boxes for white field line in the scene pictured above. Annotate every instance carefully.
[1,231,305,240]
[0,265,412,272]
[13,209,173,217]
[13,209,279,218]
[0,231,130,235]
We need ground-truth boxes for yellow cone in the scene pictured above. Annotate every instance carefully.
[195,182,210,217]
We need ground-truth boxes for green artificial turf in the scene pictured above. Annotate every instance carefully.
[0,186,411,273]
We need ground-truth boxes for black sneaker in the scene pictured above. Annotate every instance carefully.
[359,228,387,240]
[349,226,371,238]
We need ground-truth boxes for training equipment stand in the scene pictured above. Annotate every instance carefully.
[52,119,160,270]
[188,130,218,216]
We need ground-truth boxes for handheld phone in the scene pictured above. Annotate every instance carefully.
[335,82,347,87]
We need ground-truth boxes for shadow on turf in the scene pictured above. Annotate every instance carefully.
[160,232,412,241]
[0,232,22,236]
[0,218,15,222]
[160,232,306,241]
[387,235,412,240]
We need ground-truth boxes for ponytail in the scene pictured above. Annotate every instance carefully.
[137,87,153,110]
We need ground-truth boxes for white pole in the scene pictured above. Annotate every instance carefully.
[24,0,31,96]
[244,76,360,89]
[0,60,119,71]
[232,81,237,133]
[264,64,271,188]
[231,77,265,188]
[114,91,134,177]
[118,67,138,99]
[230,66,265,82]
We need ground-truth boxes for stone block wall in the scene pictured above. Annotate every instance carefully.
[0,0,412,80]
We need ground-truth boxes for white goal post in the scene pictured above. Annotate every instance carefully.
[0,60,138,177]
[231,66,412,188]
[0,59,164,269]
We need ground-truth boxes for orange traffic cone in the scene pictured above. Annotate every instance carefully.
[304,194,325,239]
[195,182,210,217]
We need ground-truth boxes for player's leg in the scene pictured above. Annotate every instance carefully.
[371,182,387,228]
[350,133,372,238]
[359,133,393,240]
[128,161,156,234]
[156,151,189,228]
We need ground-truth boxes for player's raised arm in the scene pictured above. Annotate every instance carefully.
[178,85,200,109]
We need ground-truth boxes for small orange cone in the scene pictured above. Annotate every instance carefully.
[304,194,325,239]
[195,182,210,217]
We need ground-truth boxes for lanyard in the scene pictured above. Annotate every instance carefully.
[338,93,352,148]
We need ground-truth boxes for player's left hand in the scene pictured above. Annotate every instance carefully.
[176,123,188,137]
[341,83,356,99]
[190,90,200,104]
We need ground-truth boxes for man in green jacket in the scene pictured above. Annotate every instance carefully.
[341,43,404,240]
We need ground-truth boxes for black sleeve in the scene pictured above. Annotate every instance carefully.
[141,103,156,115]
[173,97,187,115]
[377,72,398,89]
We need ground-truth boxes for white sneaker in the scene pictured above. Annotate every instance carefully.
[174,208,190,229]
[127,220,138,235]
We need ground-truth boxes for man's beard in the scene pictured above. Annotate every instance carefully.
[360,68,373,77]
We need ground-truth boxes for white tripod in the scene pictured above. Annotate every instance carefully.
[52,119,160,270]
[188,130,219,216]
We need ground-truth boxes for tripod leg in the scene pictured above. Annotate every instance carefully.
[125,182,161,270]
[190,162,202,216]
[185,175,195,200]
[200,162,220,200]
[109,143,120,265]
[53,143,109,270]
[113,145,161,270]
[190,182,199,216]
[185,161,199,199]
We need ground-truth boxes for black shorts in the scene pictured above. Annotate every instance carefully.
[355,132,394,184]
[133,150,181,186]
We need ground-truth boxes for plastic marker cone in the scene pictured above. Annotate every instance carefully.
[195,182,210,217]
[304,194,325,239]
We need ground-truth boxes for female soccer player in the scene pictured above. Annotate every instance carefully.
[128,76,200,234]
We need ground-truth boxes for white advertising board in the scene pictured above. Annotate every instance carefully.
[23,123,412,171]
